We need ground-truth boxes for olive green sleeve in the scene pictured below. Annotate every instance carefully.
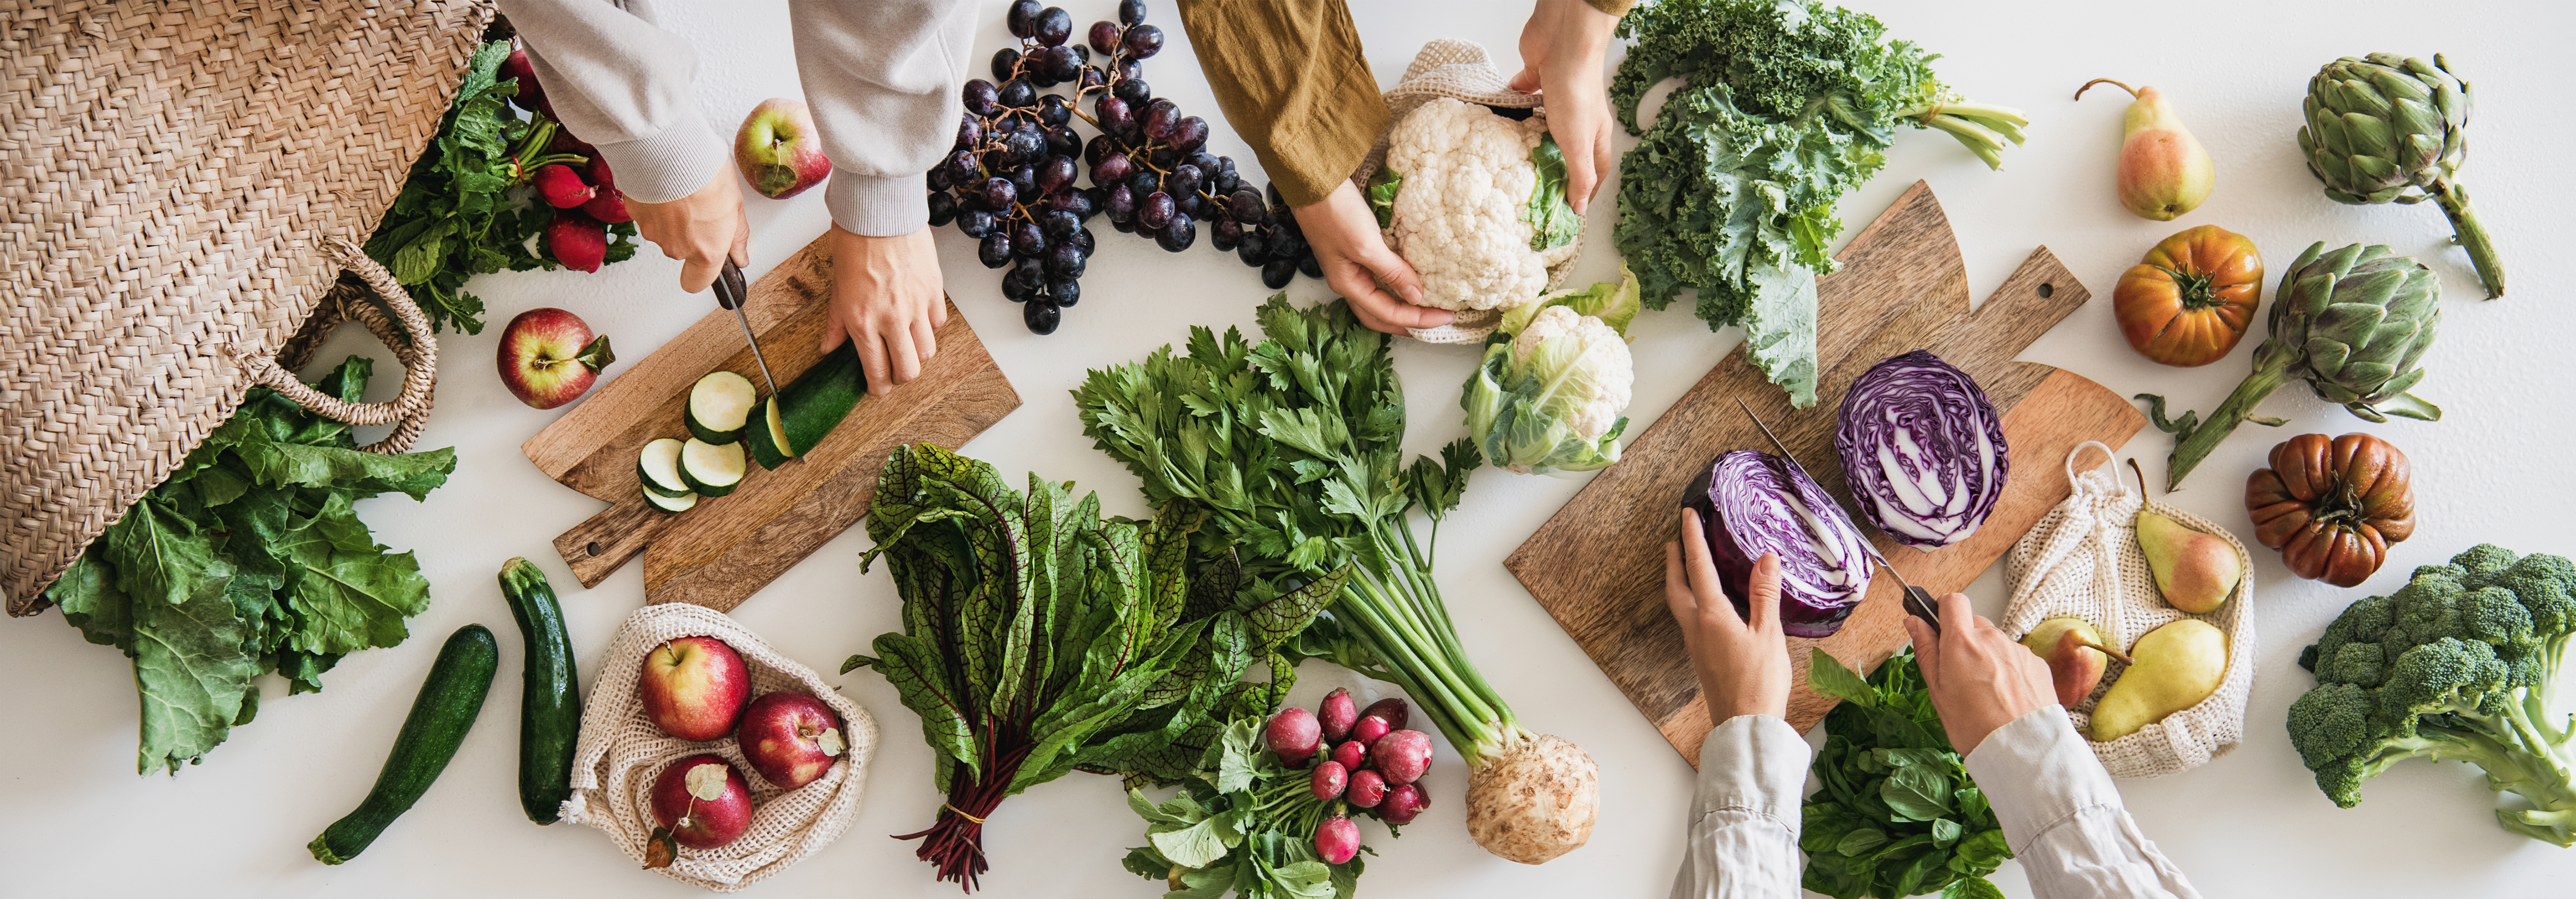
[1175,0,1386,209]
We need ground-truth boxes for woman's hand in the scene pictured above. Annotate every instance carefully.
[1666,508,1791,722]
[1289,181,1452,335]
[629,168,750,293]
[823,225,947,397]
[1512,0,1620,213]
[1905,592,2057,755]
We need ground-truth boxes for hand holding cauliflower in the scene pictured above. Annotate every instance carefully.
[1372,97,1583,314]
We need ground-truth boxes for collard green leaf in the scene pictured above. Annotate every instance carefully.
[130,575,260,774]
[271,493,431,657]
[103,500,233,611]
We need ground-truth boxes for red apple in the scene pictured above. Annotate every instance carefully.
[639,636,751,741]
[737,692,846,790]
[734,98,832,199]
[496,307,614,410]
[650,754,754,849]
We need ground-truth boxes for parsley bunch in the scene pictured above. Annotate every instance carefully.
[49,356,457,774]
[1610,0,2026,407]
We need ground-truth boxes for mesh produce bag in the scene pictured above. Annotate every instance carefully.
[2001,442,2257,778]
[1353,38,1582,345]
[563,603,878,891]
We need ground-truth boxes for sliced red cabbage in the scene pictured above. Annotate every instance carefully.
[1834,350,2009,551]
[1683,450,1875,638]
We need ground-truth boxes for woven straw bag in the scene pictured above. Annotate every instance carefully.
[2002,442,2258,778]
[0,0,489,616]
[1353,38,1584,345]
[563,603,879,892]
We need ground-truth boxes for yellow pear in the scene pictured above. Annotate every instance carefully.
[2021,618,2132,708]
[2136,509,2241,613]
[2087,619,2227,741]
[2077,79,2216,220]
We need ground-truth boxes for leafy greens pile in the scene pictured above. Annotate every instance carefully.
[1803,649,2011,899]
[366,38,636,334]
[1121,719,1370,899]
[49,357,457,774]
[1611,0,2026,406]
[847,443,1346,890]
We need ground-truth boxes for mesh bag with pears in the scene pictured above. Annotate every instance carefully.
[2001,442,2257,778]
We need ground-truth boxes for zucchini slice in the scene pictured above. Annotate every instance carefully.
[677,437,748,498]
[636,438,691,499]
[686,371,758,444]
[643,489,699,513]
[746,397,788,470]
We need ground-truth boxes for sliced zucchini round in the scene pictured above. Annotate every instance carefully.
[643,489,699,514]
[745,396,785,471]
[636,438,691,499]
[686,371,758,445]
[677,437,748,498]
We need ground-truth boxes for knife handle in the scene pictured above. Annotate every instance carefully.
[713,258,748,311]
[1901,585,1942,636]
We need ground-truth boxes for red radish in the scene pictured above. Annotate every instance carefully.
[1310,760,1347,800]
[1380,782,1429,825]
[1346,769,1387,808]
[548,129,597,158]
[1371,729,1434,785]
[546,211,607,273]
[1360,697,1409,732]
[499,45,551,118]
[1266,706,1321,766]
[1331,740,1366,772]
[650,754,753,849]
[533,164,595,208]
[582,157,633,223]
[1352,715,1390,747]
[1313,815,1360,864]
[1318,688,1357,743]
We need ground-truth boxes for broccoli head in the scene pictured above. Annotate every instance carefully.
[2287,544,2576,846]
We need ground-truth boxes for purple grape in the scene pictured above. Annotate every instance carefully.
[1050,279,1081,307]
[1073,227,1096,254]
[1123,23,1163,59]
[1141,99,1180,140]
[991,48,1022,83]
[1113,76,1150,105]
[1139,191,1175,230]
[1088,21,1123,55]
[1037,94,1072,127]
[1006,0,1042,38]
[1298,253,1322,279]
[990,113,1022,135]
[979,233,1014,268]
[1212,216,1241,249]
[1039,44,1081,81]
[1092,153,1133,185]
[955,115,983,151]
[1023,299,1061,334]
[957,208,996,238]
[1046,242,1087,278]
[1085,134,1116,167]
[1119,0,1147,26]
[999,77,1036,109]
[1005,128,1046,163]
[1236,229,1266,265]
[1051,189,1096,220]
[927,192,958,227]
[1074,44,1092,64]
[1146,146,1177,169]
[1127,169,1161,198]
[963,79,1000,116]
[1045,125,1080,159]
[1229,189,1264,222]
[983,177,1017,211]
[1041,208,1081,241]
[1009,164,1039,200]
[1034,7,1073,47]
[1105,184,1136,222]
[1157,212,1194,251]
[1167,163,1202,199]
[1168,116,1209,152]
[1000,273,1029,302]
[1096,96,1133,134]
[1262,257,1295,288]
[1111,216,1137,234]
[1037,156,1077,196]
[1012,220,1048,256]
[1078,65,1104,92]
[1006,258,1044,294]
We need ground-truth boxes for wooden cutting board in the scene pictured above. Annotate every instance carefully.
[521,232,1020,611]
[1503,182,2145,765]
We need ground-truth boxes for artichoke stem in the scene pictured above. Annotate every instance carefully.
[2164,343,2295,491]
[2432,179,2505,299]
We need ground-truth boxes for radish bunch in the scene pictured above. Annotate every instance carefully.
[502,46,633,273]
[1266,690,1436,864]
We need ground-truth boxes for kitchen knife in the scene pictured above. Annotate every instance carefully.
[1732,399,1943,636]
[713,258,781,397]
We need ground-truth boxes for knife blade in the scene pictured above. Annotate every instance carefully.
[1732,399,1943,636]
[713,258,781,397]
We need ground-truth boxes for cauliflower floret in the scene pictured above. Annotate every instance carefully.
[1509,306,1632,441]
[1382,97,1582,312]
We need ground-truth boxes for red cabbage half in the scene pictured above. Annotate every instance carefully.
[1834,350,2009,551]
[1683,450,1875,638]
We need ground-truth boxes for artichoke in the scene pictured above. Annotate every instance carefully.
[2298,53,2502,298]
[2146,243,2441,489]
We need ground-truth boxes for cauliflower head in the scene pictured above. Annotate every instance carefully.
[1463,300,1634,474]
[1377,97,1583,312]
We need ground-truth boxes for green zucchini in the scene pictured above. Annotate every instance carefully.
[685,370,757,444]
[644,488,699,513]
[745,397,787,470]
[677,437,747,498]
[637,437,691,499]
[754,341,868,470]
[309,625,499,864]
[498,559,580,825]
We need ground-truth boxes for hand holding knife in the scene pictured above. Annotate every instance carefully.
[1733,399,1944,636]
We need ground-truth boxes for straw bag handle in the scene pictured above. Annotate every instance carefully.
[230,239,439,454]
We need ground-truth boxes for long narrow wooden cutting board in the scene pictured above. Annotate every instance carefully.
[522,232,1020,612]
[1504,182,2145,765]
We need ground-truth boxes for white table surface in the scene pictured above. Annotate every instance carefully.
[9,1,2575,896]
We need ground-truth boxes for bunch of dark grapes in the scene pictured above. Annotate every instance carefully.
[927,0,1318,335]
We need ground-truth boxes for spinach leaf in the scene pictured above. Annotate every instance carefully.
[1800,648,2011,898]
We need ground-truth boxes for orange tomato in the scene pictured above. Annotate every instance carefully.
[2113,225,2263,367]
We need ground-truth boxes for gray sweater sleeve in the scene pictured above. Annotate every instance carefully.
[791,0,978,236]
[495,0,728,205]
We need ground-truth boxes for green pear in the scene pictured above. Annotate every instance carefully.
[2021,618,2133,708]
[2136,509,2241,612]
[2087,619,2227,741]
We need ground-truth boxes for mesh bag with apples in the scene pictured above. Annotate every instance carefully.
[2001,442,2258,778]
[564,603,878,891]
